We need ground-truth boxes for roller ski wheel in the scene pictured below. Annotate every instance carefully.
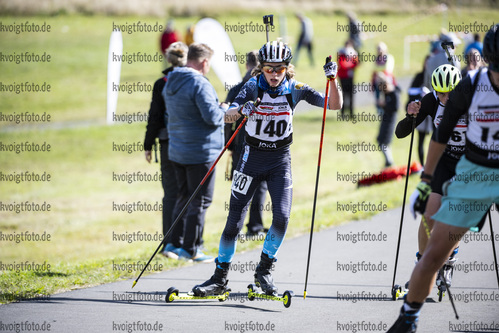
[247,284,294,308]
[436,267,446,302]
[248,284,256,301]
[164,286,231,303]
[391,284,406,301]
[283,290,292,308]
[437,285,446,302]
[166,287,179,303]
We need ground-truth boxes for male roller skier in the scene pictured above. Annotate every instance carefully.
[395,64,463,294]
[387,23,499,333]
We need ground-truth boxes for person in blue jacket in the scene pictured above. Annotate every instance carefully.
[162,43,227,263]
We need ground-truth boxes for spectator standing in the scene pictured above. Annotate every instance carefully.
[162,43,227,262]
[143,42,188,255]
[294,13,314,66]
[160,19,181,59]
[337,39,360,118]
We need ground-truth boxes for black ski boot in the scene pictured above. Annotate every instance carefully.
[192,259,230,297]
[254,253,278,296]
[387,303,421,333]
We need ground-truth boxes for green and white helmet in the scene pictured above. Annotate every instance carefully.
[431,64,462,93]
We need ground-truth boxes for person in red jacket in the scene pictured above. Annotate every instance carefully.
[160,20,180,58]
[337,39,360,118]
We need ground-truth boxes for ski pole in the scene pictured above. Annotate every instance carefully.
[441,269,459,319]
[391,115,417,294]
[303,56,331,299]
[153,140,158,163]
[132,110,251,288]
[421,215,431,238]
[488,210,499,288]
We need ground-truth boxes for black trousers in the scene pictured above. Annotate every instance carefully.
[160,141,178,248]
[170,161,216,255]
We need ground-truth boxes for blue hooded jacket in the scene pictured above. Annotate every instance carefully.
[163,67,225,165]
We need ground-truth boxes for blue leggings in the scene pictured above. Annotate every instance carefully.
[218,144,293,263]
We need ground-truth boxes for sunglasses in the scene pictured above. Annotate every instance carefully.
[262,65,287,74]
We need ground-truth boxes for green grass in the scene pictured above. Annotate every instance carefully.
[1,9,498,302]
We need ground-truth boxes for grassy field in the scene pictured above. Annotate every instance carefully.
[1,10,498,302]
[0,0,494,17]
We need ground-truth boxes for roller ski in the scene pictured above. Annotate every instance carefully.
[247,253,293,308]
[391,283,408,301]
[394,252,421,300]
[166,259,231,303]
[247,284,293,308]
[165,286,231,303]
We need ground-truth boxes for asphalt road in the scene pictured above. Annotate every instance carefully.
[1,206,498,333]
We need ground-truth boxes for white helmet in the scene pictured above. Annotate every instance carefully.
[258,41,293,64]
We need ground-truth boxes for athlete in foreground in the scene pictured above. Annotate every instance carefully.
[192,40,342,296]
[387,23,499,333]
